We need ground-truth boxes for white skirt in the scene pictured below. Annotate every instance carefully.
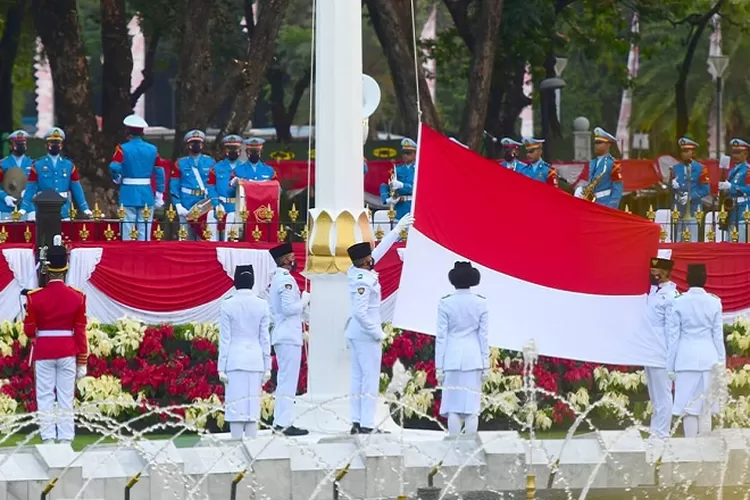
[440,370,482,417]
[673,370,717,416]
[225,370,263,423]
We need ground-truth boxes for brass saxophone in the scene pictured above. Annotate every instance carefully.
[581,168,607,202]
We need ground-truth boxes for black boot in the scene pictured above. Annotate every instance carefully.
[350,423,361,434]
[282,425,309,436]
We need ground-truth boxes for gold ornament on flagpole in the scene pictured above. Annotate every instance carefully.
[104,224,115,241]
[375,225,384,241]
[387,204,396,222]
[681,226,691,242]
[201,225,212,241]
[92,202,103,221]
[706,225,716,242]
[695,205,704,224]
[69,205,77,220]
[719,203,728,227]
[216,204,225,222]
[288,203,299,222]
[129,226,139,241]
[730,226,740,243]
[670,205,680,224]
[300,225,309,241]
[117,204,126,221]
[239,207,249,223]
[189,204,199,220]
[646,204,655,222]
[166,204,176,223]
[0,227,8,244]
[252,225,262,242]
[11,206,21,222]
[153,223,164,241]
[142,204,151,221]
[227,227,239,242]
[743,206,750,225]
[624,204,631,214]
[23,226,31,243]
[79,224,89,241]
[178,225,189,241]
[399,228,408,241]
[277,226,288,242]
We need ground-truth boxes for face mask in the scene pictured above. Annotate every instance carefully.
[649,274,660,286]
[504,151,515,162]
[190,143,202,154]
[13,145,25,156]
[289,261,298,272]
[227,151,240,161]
[48,145,60,155]
[368,260,375,271]
[249,153,260,163]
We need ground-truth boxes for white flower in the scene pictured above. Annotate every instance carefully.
[76,375,136,417]
[0,393,18,416]
[109,317,147,357]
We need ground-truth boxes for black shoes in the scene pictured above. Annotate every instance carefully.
[274,425,309,436]
[350,423,388,434]
[350,423,361,434]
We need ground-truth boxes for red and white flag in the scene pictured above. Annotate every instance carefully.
[394,125,664,367]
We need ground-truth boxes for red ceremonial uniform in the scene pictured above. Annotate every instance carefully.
[24,280,88,365]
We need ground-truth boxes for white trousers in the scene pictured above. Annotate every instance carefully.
[122,206,154,241]
[35,357,76,441]
[645,367,673,438]
[273,343,302,427]
[225,371,262,423]
[348,339,382,429]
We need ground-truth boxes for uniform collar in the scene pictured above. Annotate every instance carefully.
[234,288,254,295]
[453,289,471,294]
[657,280,675,290]
[687,287,706,294]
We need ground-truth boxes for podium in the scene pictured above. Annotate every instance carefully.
[237,180,282,242]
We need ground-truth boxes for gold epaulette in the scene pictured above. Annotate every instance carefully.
[26,288,42,295]
[69,285,85,295]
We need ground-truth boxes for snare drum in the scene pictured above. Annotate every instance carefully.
[186,198,213,222]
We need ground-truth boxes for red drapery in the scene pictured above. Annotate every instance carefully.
[71,242,404,312]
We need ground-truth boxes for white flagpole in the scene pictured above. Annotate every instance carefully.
[615,13,639,159]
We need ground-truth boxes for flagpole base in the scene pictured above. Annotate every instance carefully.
[291,394,400,435]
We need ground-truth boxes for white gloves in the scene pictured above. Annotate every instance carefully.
[395,213,415,232]
[574,186,584,198]
[4,196,16,208]
[175,204,189,217]
[678,193,688,206]
[230,177,240,187]
[113,175,122,185]
[385,197,399,206]
[76,365,87,380]
[390,179,404,190]
[26,211,35,221]
[671,179,680,190]
[719,181,731,191]
[263,371,272,384]
[436,369,444,385]
[218,371,228,383]
[154,192,165,208]
[668,372,676,381]
[20,189,25,198]
[301,291,310,307]
[83,209,93,217]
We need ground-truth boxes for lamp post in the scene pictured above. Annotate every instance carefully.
[554,57,568,121]
[539,76,566,160]
[707,54,729,159]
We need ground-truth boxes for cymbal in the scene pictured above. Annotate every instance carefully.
[2,167,26,200]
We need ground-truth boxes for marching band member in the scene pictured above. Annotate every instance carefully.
[719,138,750,238]
[208,135,244,241]
[20,128,91,221]
[268,242,310,436]
[672,138,709,242]
[218,264,271,440]
[379,138,416,221]
[0,130,32,220]
[24,237,88,444]
[645,257,679,439]
[499,138,525,172]
[435,262,489,437]
[520,137,558,187]
[667,263,725,437]
[345,213,414,434]
[109,115,166,241]
[233,138,276,181]
[170,130,216,241]
[574,127,623,209]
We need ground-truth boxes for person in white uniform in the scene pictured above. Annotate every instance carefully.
[345,214,414,434]
[667,263,726,437]
[435,262,490,436]
[268,242,310,436]
[218,265,271,439]
[645,257,679,439]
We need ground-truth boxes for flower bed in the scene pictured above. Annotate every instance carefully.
[0,317,749,432]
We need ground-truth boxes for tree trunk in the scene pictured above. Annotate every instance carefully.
[268,65,293,143]
[172,0,216,157]
[458,0,504,151]
[209,0,292,148]
[485,58,530,142]
[32,0,116,210]
[0,0,26,137]
[101,0,134,147]
[365,0,441,139]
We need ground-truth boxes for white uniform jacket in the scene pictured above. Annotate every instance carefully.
[218,289,271,373]
[666,287,725,373]
[345,226,402,344]
[435,290,490,372]
[268,267,303,346]
[647,281,679,352]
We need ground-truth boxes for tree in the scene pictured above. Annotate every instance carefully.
[0,0,27,138]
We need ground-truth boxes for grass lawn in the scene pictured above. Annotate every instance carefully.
[0,433,202,451]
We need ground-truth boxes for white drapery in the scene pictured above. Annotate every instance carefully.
[0,249,38,321]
